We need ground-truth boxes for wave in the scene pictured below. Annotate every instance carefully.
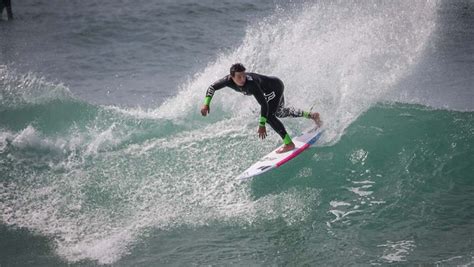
[1,99,472,264]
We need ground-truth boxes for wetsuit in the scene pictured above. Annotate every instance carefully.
[204,73,310,144]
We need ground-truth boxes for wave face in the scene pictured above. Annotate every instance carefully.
[3,1,472,266]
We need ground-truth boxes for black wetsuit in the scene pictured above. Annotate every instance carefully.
[205,73,306,140]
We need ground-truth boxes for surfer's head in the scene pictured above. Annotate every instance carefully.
[230,63,246,86]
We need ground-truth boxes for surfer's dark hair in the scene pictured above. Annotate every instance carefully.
[230,63,246,77]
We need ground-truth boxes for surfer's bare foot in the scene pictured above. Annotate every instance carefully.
[310,112,322,127]
[276,142,295,154]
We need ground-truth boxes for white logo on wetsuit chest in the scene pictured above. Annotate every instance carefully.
[264,91,276,102]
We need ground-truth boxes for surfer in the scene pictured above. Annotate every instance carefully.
[201,63,321,153]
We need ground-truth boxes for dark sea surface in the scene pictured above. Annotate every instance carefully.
[1,0,473,266]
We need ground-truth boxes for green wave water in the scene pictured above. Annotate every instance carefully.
[1,93,473,265]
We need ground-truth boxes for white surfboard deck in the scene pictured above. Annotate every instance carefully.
[237,127,324,180]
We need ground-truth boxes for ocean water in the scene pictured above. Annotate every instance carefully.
[0,0,473,266]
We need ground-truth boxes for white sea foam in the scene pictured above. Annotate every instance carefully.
[378,240,416,263]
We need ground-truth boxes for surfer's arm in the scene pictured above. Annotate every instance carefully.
[254,91,268,139]
[253,89,269,127]
[203,76,229,106]
[201,76,229,116]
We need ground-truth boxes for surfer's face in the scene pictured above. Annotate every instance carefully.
[231,71,246,86]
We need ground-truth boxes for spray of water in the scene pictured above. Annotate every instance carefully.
[159,0,438,143]
[0,65,72,107]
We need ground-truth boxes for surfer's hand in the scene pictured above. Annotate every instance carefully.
[258,126,267,139]
[201,105,210,116]
[311,112,322,127]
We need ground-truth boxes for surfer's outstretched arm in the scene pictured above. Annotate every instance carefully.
[201,76,230,116]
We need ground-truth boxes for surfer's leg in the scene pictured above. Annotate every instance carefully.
[275,96,321,126]
[265,90,294,150]
[267,116,294,153]
[266,115,287,139]
[275,96,311,118]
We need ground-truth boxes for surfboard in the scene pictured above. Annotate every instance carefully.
[237,127,323,180]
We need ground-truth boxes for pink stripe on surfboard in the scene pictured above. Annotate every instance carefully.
[275,143,310,167]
